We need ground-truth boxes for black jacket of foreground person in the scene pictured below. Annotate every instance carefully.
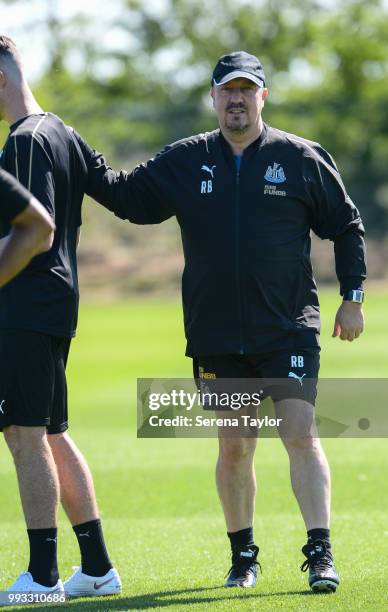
[76,124,366,357]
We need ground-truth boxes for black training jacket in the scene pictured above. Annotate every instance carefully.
[76,124,366,356]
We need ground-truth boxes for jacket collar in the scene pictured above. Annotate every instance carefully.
[218,122,268,156]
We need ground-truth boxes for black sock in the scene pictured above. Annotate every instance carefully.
[27,528,59,587]
[73,519,113,577]
[227,527,254,553]
[307,528,331,546]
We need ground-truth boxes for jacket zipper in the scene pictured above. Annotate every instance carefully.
[235,166,244,354]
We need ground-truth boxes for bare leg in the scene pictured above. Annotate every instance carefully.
[275,399,331,530]
[47,432,99,525]
[216,436,257,532]
[4,425,59,528]
[48,432,115,581]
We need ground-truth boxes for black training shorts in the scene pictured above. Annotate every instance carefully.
[0,330,70,434]
[193,347,320,406]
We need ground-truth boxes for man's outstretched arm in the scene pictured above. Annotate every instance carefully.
[72,131,176,225]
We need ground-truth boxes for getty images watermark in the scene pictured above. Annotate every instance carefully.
[147,388,282,430]
[137,378,388,438]
[0,592,66,605]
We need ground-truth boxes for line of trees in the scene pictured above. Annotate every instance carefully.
[2,0,388,239]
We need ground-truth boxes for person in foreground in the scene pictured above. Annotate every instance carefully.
[76,53,366,592]
[0,36,121,598]
[0,167,54,286]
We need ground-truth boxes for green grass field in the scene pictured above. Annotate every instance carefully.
[0,288,387,611]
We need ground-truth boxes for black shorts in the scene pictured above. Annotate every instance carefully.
[0,330,70,434]
[193,347,320,406]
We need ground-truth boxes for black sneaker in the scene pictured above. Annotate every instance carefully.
[224,544,260,587]
[301,539,340,593]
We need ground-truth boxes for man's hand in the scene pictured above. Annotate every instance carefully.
[332,301,364,341]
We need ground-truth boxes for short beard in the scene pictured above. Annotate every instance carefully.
[225,119,249,134]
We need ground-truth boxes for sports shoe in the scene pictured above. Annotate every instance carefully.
[301,539,340,592]
[1,571,64,605]
[64,566,121,597]
[224,544,260,587]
